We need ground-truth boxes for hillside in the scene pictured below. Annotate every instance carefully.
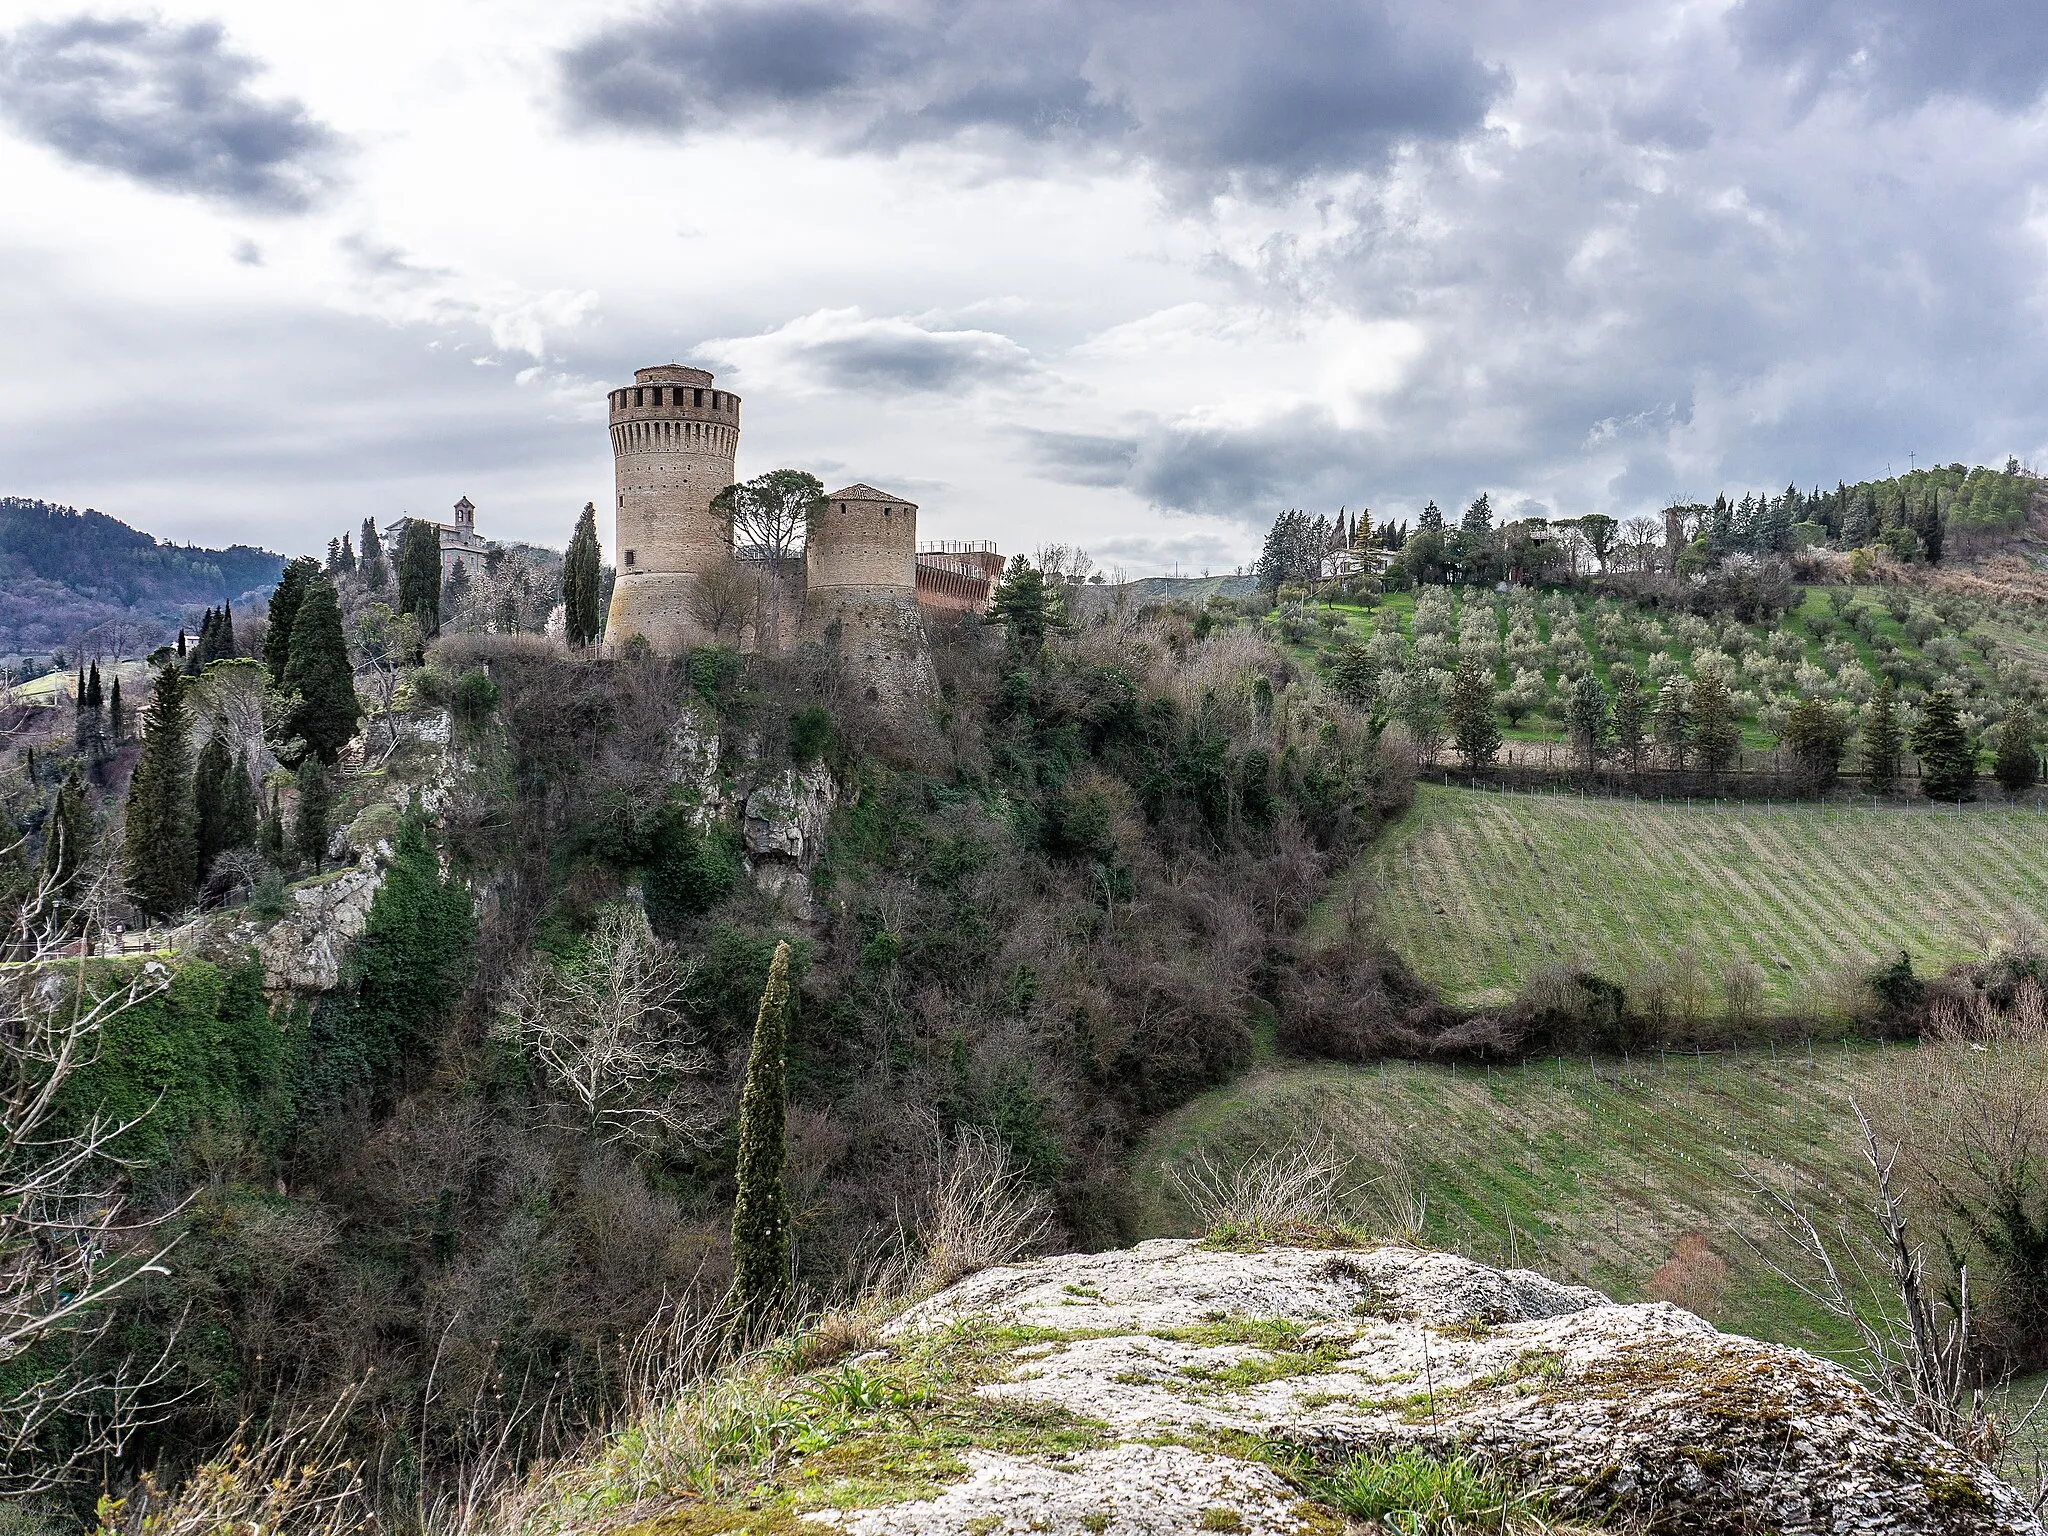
[1359,784,2048,1010]
[0,497,284,654]
[1129,1053,2048,1494]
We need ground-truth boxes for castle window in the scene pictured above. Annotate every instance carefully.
[693,389,703,407]
[625,549,636,567]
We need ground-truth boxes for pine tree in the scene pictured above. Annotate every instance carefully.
[326,537,342,573]
[1608,664,1646,770]
[1654,676,1691,770]
[398,518,443,636]
[280,580,362,764]
[563,502,604,647]
[1447,657,1501,770]
[730,940,793,1335]
[1910,689,1976,800]
[293,757,332,871]
[1691,671,1741,778]
[40,766,92,898]
[1327,640,1380,710]
[1781,697,1848,793]
[988,556,1051,650]
[1566,673,1609,772]
[194,729,235,879]
[224,749,259,853]
[1418,500,1444,532]
[1460,492,1493,536]
[1861,681,1903,793]
[123,664,199,919]
[265,556,320,687]
[1993,701,2037,795]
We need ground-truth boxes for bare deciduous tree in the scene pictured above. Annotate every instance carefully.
[348,602,423,765]
[1750,1099,2004,1460]
[2,867,180,1494]
[493,902,713,1151]
[689,556,761,643]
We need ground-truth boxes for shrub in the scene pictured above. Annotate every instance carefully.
[450,667,499,727]
[788,703,836,763]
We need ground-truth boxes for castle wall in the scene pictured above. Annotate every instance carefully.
[605,365,741,651]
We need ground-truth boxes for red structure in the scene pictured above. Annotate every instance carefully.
[915,541,1003,615]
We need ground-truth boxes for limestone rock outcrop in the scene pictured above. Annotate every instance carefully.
[251,849,386,996]
[854,1239,2040,1535]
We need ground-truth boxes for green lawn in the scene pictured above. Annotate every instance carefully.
[1359,783,2048,1009]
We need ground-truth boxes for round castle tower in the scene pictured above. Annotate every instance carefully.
[804,484,933,705]
[604,364,741,650]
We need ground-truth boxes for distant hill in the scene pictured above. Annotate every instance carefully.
[0,498,284,656]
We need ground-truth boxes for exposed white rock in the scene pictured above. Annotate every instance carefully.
[742,764,836,918]
[664,699,729,828]
[743,765,836,864]
[879,1239,2042,1535]
[251,851,385,996]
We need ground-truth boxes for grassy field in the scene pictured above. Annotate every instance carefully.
[1361,783,2048,1009]
[1130,1052,2048,1484]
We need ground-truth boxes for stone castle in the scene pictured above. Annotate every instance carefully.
[602,365,1003,680]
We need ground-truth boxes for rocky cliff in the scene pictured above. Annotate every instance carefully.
[541,1239,2041,1536]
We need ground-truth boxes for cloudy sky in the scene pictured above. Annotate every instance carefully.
[3,0,2047,572]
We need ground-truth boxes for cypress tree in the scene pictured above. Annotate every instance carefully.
[563,502,603,647]
[340,532,357,574]
[1654,676,1691,770]
[175,629,187,659]
[266,556,320,687]
[85,662,101,712]
[108,676,121,744]
[398,518,443,636]
[1691,671,1741,778]
[262,785,285,865]
[326,536,343,573]
[1609,664,1646,771]
[1448,657,1502,770]
[40,766,92,897]
[194,729,235,879]
[1910,689,1976,800]
[220,600,237,656]
[24,745,35,785]
[293,757,332,871]
[280,580,363,764]
[224,748,259,853]
[362,518,387,592]
[123,664,199,919]
[1861,680,1903,792]
[1993,701,2037,794]
[730,940,793,1335]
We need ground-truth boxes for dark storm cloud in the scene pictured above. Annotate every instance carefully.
[1014,428,1138,487]
[560,0,1501,184]
[0,13,337,211]
[1729,0,2048,113]
[706,309,1035,394]
[799,325,1029,392]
